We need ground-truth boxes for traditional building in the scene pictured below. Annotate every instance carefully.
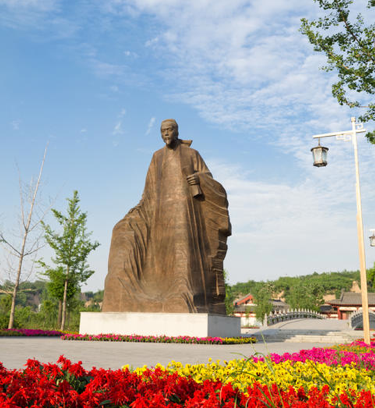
[233,293,255,308]
[327,291,375,320]
[232,293,289,327]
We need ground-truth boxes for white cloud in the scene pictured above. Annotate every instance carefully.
[100,0,374,143]
[145,37,159,47]
[11,120,20,130]
[208,157,375,283]
[145,116,155,135]
[0,0,75,33]
[112,108,127,137]
[113,121,123,135]
[91,60,126,78]
[0,0,58,12]
[123,50,138,58]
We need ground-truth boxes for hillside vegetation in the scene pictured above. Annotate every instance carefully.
[226,269,375,317]
[0,280,103,331]
[231,270,364,300]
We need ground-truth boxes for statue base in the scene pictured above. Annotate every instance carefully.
[79,312,241,338]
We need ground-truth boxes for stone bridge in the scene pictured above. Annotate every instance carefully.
[349,310,375,330]
[264,309,326,327]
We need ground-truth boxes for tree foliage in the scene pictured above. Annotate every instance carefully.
[285,281,325,311]
[223,270,235,315]
[301,0,375,143]
[40,191,99,330]
[0,279,103,330]
[368,262,375,289]
[252,282,274,322]
[41,266,79,302]
[231,270,361,302]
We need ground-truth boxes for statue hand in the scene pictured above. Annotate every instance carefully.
[186,173,199,185]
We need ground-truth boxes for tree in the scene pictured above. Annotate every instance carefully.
[40,191,100,330]
[301,0,375,143]
[0,294,11,328]
[253,282,274,322]
[0,145,49,329]
[39,265,80,326]
[230,279,258,300]
[223,270,235,315]
[286,281,325,311]
[368,262,375,289]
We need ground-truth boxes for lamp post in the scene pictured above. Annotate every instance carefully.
[370,230,375,247]
[311,117,370,345]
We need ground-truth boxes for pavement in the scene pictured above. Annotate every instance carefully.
[0,337,336,370]
[0,319,364,371]
[244,318,355,339]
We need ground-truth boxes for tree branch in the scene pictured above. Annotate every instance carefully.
[339,10,375,64]
[0,236,22,256]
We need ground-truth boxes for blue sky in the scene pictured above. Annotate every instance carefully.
[1,0,375,292]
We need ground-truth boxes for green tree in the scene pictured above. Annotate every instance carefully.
[40,191,100,330]
[223,270,235,315]
[286,281,325,311]
[230,279,257,300]
[368,262,375,289]
[301,0,375,143]
[0,295,11,328]
[253,282,274,322]
[39,266,80,326]
[38,299,59,329]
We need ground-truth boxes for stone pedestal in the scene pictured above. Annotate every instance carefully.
[80,312,241,338]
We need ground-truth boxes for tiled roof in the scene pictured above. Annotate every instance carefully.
[234,305,256,313]
[328,292,375,306]
[233,293,254,306]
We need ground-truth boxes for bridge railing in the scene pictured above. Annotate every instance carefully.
[264,309,326,327]
[349,310,375,329]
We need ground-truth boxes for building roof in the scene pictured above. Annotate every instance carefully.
[271,299,288,307]
[234,305,256,313]
[233,293,254,306]
[320,304,335,313]
[328,291,375,306]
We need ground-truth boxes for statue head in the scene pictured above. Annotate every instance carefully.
[161,119,179,148]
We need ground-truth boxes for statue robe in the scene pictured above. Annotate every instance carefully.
[102,139,231,314]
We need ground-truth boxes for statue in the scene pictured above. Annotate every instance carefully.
[102,119,231,314]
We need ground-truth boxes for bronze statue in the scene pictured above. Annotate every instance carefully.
[102,119,231,314]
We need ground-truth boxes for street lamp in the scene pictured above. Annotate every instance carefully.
[370,230,375,247]
[311,117,371,345]
[311,139,329,167]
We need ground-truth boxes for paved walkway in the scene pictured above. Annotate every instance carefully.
[247,318,350,333]
[245,318,355,339]
[0,337,336,370]
[1,319,363,371]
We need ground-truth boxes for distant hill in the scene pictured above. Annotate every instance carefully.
[0,280,103,310]
[230,270,364,302]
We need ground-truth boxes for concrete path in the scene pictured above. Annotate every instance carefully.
[1,319,363,371]
[246,318,350,334]
[0,337,338,371]
[243,318,361,341]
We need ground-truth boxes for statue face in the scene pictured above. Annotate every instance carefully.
[161,122,178,147]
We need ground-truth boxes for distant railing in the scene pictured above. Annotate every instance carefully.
[349,310,375,330]
[264,309,326,327]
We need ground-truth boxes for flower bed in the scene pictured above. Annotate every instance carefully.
[61,333,257,344]
[2,355,375,407]
[0,329,63,337]
[2,342,375,406]
[130,340,375,404]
